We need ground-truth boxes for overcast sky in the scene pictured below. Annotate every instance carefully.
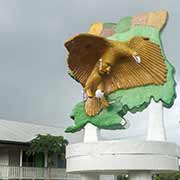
[0,0,179,142]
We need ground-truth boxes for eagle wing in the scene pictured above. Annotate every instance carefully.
[104,36,167,94]
[65,33,110,86]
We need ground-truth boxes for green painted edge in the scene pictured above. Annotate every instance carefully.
[103,23,117,29]
[115,16,133,33]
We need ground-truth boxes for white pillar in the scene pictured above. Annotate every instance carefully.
[19,149,23,180]
[83,123,100,143]
[147,99,166,141]
[128,171,152,180]
[19,149,23,167]
[81,174,99,180]
[112,175,117,180]
[82,124,100,180]
[44,152,48,168]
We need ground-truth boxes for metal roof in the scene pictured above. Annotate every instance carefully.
[0,119,65,143]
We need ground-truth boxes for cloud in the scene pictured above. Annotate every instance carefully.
[0,1,19,32]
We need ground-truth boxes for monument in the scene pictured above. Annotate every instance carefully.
[64,10,179,180]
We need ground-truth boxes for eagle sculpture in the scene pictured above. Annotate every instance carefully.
[65,10,168,117]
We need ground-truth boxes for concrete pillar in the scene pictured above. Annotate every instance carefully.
[112,175,118,180]
[19,149,23,180]
[82,124,100,180]
[128,171,152,180]
[81,174,99,180]
[83,123,100,143]
[147,99,166,141]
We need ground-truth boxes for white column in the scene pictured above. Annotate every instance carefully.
[19,149,23,180]
[112,175,117,180]
[82,124,100,180]
[83,123,100,143]
[44,152,48,168]
[81,174,99,180]
[147,99,166,141]
[19,149,23,167]
[128,171,152,180]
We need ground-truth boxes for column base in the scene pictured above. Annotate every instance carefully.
[66,140,179,173]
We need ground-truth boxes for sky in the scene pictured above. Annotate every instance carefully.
[0,0,179,143]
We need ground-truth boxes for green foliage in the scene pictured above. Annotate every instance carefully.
[117,172,180,180]
[27,134,68,167]
[117,175,128,180]
[153,172,180,180]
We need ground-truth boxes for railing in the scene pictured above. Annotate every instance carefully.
[0,165,80,179]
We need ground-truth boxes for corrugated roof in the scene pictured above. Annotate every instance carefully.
[0,119,65,143]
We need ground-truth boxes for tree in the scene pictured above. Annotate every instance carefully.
[152,172,180,180]
[117,172,180,180]
[117,175,128,180]
[27,134,68,168]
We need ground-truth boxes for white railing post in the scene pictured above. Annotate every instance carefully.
[67,173,70,180]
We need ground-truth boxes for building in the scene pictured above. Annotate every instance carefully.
[0,119,80,180]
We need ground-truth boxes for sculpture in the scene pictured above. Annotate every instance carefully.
[64,10,176,133]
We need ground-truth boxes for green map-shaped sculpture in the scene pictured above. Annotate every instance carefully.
[65,10,176,133]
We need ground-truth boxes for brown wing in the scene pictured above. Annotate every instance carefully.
[104,36,167,94]
[65,33,110,86]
